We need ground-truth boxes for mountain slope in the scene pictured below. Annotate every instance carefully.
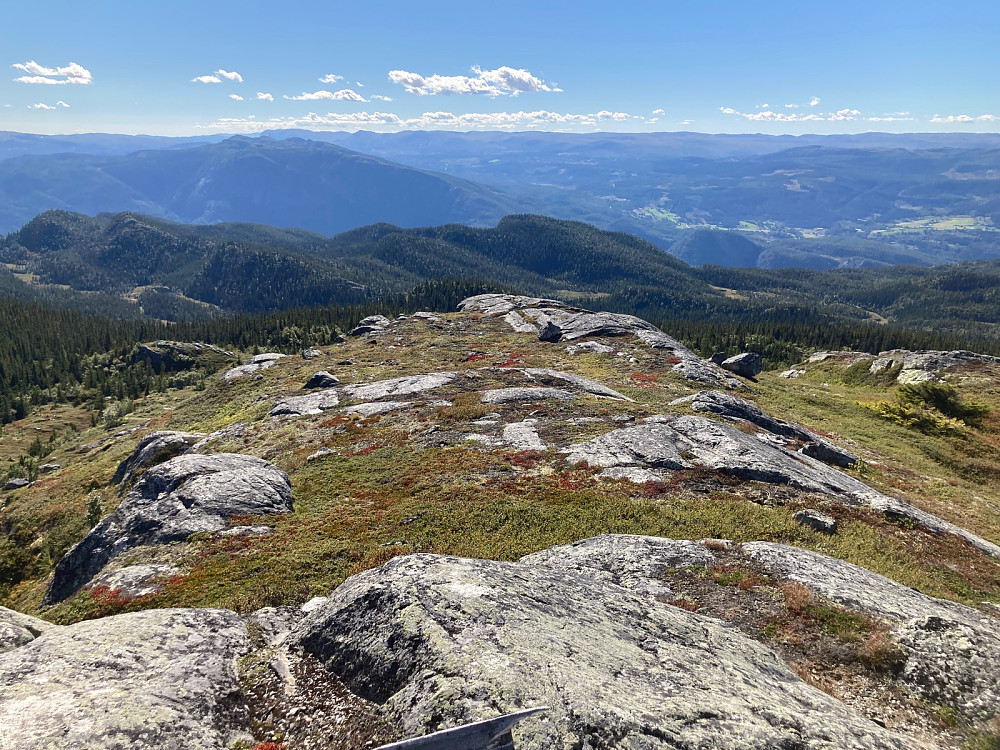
[0,136,526,235]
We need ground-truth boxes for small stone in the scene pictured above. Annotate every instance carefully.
[302,347,323,360]
[793,509,838,535]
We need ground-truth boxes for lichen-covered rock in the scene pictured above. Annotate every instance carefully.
[2,478,29,491]
[341,401,413,417]
[721,352,763,378]
[341,372,457,401]
[742,542,1000,720]
[111,430,206,486]
[291,553,907,749]
[566,416,1000,557]
[302,347,323,360]
[0,607,56,654]
[271,389,340,417]
[521,367,631,401]
[501,420,546,450]
[457,293,579,317]
[481,387,575,404]
[682,390,858,468]
[221,353,286,382]
[86,563,181,598]
[45,454,293,603]
[0,608,252,749]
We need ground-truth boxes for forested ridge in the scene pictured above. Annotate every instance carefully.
[4,210,1000,427]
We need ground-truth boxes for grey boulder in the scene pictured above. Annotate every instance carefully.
[3,478,29,491]
[270,389,340,417]
[721,352,763,378]
[481,386,575,404]
[221,353,286,383]
[44,453,293,603]
[291,552,906,749]
[111,430,206,486]
[304,370,340,389]
[0,608,252,749]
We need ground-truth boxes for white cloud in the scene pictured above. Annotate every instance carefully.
[828,108,861,121]
[809,96,820,107]
[679,119,693,125]
[867,113,914,122]
[29,102,55,109]
[193,75,222,84]
[649,118,659,124]
[318,73,343,84]
[719,106,824,122]
[759,103,770,109]
[13,60,92,85]
[256,92,274,101]
[370,94,393,101]
[784,103,799,109]
[284,89,367,102]
[56,100,69,108]
[930,113,1000,123]
[230,94,244,101]
[216,69,243,82]
[199,108,640,133]
[652,108,665,115]
[355,81,364,87]
[388,65,558,97]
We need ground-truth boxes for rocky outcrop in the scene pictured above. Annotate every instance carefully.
[301,346,323,360]
[342,401,413,417]
[271,389,340,417]
[742,542,1000,720]
[565,415,1000,557]
[520,367,632,401]
[86,563,181,598]
[341,372,457,401]
[0,607,56,654]
[481,386,575,404]
[459,294,744,390]
[291,552,907,749]
[720,352,763,379]
[132,340,234,371]
[680,390,858,468]
[111,430,206,486]
[347,314,392,337]
[221,353,286,383]
[45,454,293,603]
[0,608,252,749]
[2,478,29,491]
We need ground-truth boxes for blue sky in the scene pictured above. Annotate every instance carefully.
[3,0,999,136]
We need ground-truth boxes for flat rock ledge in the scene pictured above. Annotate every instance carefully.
[291,551,907,749]
[271,372,459,417]
[44,453,293,604]
[221,353,286,383]
[564,415,1000,558]
[0,608,252,749]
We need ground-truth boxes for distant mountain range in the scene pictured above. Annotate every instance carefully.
[4,130,1000,268]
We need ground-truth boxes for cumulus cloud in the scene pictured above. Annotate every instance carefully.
[230,94,244,101]
[370,94,393,101]
[256,92,274,101]
[199,108,641,133]
[784,103,799,109]
[284,89,367,102]
[652,108,664,115]
[29,102,55,109]
[867,112,914,122]
[13,60,92,85]
[319,73,343,84]
[809,96,820,107]
[57,100,69,107]
[828,108,861,121]
[216,69,243,82]
[388,65,559,97]
[193,75,222,84]
[720,106,823,122]
[930,113,999,123]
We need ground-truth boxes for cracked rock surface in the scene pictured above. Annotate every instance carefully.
[0,608,252,749]
[291,552,909,749]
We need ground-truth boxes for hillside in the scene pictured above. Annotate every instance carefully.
[0,136,525,236]
[0,294,999,747]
